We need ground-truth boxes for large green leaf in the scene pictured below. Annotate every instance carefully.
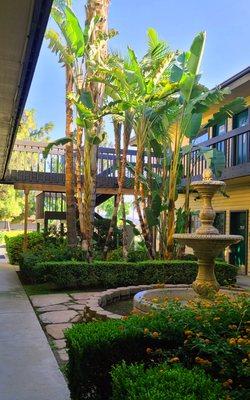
[184,112,202,138]
[151,192,162,217]
[80,91,94,110]
[202,148,225,178]
[187,31,206,75]
[145,207,159,227]
[170,64,183,83]
[204,97,246,128]
[45,29,74,65]
[63,6,85,57]
[42,137,72,158]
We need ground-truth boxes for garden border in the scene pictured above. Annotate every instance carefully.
[84,284,191,320]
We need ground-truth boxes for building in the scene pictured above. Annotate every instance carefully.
[176,67,250,275]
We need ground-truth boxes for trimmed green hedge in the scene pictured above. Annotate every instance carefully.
[65,295,249,400]
[111,362,226,400]
[5,232,44,264]
[26,259,237,288]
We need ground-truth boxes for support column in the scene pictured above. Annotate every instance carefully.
[23,189,29,251]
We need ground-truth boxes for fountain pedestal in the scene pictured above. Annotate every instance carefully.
[133,169,244,312]
[174,169,242,298]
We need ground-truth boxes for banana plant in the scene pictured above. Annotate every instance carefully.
[161,31,246,259]
[93,29,178,258]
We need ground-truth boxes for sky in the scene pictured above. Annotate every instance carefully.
[26,0,250,140]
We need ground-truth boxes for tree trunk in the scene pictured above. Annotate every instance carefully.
[121,194,128,259]
[165,158,178,259]
[65,65,77,246]
[83,0,110,259]
[102,120,122,258]
[75,126,85,236]
[134,143,155,259]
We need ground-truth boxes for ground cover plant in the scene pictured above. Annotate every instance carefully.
[20,259,237,289]
[65,294,249,400]
[111,362,226,400]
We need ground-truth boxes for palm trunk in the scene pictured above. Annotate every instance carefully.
[165,145,179,259]
[82,0,110,259]
[121,194,128,259]
[65,65,77,246]
[76,126,84,236]
[134,143,155,259]
[134,118,155,259]
[103,120,122,258]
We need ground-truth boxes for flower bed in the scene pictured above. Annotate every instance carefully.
[65,294,249,400]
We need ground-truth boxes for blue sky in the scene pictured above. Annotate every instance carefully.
[26,0,250,140]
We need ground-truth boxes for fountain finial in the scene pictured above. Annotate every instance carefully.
[202,168,213,181]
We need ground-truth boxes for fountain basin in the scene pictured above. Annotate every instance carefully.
[133,286,249,314]
[173,234,242,258]
[174,234,242,297]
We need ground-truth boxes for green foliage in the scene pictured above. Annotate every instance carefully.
[205,97,246,128]
[43,137,72,158]
[111,362,226,400]
[107,247,150,262]
[5,232,44,265]
[27,259,237,288]
[65,295,249,400]
[0,230,23,244]
[96,197,131,222]
[19,241,86,283]
[0,186,22,222]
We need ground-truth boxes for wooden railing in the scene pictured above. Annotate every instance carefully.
[3,124,250,186]
[182,124,250,178]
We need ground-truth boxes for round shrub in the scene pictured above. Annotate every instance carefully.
[111,362,226,400]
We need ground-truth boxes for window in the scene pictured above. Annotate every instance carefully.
[233,109,248,129]
[213,119,226,153]
[213,119,226,137]
[191,131,208,145]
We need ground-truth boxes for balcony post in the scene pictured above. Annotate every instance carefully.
[23,188,30,251]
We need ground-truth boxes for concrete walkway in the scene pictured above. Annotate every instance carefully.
[0,262,70,400]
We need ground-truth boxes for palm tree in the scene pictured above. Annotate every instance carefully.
[46,0,77,246]
[81,0,111,259]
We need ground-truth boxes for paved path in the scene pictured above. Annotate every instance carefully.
[0,262,70,400]
[237,275,250,289]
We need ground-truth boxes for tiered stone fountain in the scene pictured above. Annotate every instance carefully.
[134,169,243,312]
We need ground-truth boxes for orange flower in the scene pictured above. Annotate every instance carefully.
[184,330,193,337]
[152,331,159,338]
[146,347,153,354]
[228,338,237,346]
[195,315,202,321]
[144,328,149,335]
[237,338,247,345]
[169,357,180,363]
[195,357,212,367]
[223,379,233,388]
[228,324,237,330]
[213,317,220,321]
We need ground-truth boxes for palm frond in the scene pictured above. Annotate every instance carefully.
[45,29,74,65]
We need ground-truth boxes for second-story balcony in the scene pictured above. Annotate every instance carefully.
[2,123,250,189]
[182,123,250,181]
